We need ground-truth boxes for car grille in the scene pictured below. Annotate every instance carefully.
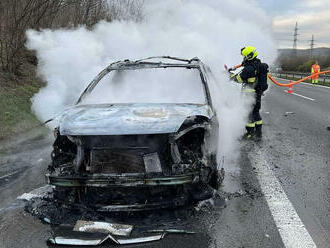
[90,148,146,173]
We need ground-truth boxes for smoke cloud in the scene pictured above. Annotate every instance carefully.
[26,0,277,161]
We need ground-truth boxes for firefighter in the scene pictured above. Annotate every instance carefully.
[228,46,269,139]
[311,61,320,84]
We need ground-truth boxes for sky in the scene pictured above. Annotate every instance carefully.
[259,0,330,49]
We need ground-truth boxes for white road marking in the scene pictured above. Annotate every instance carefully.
[283,90,315,101]
[249,151,317,248]
[291,92,315,101]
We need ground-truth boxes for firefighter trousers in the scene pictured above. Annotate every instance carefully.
[246,92,263,136]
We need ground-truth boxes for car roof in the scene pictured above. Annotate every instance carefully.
[107,56,203,70]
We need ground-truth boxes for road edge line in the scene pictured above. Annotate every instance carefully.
[249,150,317,248]
[283,90,315,101]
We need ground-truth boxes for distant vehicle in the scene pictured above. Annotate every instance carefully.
[46,56,222,211]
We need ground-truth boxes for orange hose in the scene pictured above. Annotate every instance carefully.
[268,70,330,87]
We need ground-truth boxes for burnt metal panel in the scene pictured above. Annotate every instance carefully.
[46,173,199,187]
[59,103,213,136]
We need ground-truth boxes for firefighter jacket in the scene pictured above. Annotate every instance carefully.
[232,58,261,93]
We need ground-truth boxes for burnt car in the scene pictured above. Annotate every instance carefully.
[46,56,223,211]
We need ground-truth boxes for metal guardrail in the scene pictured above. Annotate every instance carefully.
[271,71,330,83]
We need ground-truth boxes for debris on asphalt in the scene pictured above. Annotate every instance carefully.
[73,220,133,236]
[48,233,118,246]
[193,191,226,212]
[147,229,196,234]
[18,193,38,201]
[327,126,330,131]
[21,179,229,246]
[116,233,166,245]
[48,232,166,246]
[284,111,295,116]
[241,181,263,199]
[43,217,51,224]
[17,185,52,201]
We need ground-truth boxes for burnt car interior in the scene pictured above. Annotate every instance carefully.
[46,56,223,211]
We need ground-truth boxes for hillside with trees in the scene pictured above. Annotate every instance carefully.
[276,47,330,72]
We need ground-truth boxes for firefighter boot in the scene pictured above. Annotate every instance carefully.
[243,126,255,140]
[255,123,262,139]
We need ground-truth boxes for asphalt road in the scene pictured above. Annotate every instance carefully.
[259,78,330,247]
[0,78,329,247]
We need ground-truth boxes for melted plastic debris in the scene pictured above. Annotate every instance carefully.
[49,236,106,246]
[116,233,166,245]
[48,232,165,246]
[22,185,226,246]
[17,185,52,201]
[147,229,196,234]
[284,111,295,117]
[48,233,118,246]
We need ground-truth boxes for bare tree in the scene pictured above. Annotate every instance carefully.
[108,0,144,22]
[0,0,65,73]
[0,0,144,75]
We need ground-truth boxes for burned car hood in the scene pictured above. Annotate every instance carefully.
[59,103,213,135]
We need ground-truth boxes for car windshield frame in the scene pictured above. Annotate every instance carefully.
[76,60,213,107]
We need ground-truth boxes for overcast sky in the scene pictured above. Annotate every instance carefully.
[259,0,330,49]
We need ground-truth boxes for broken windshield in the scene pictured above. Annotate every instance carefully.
[81,67,206,104]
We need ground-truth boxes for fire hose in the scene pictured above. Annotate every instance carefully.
[226,64,330,88]
[268,70,330,87]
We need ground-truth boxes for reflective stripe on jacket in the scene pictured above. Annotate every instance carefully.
[234,65,257,93]
[235,58,259,89]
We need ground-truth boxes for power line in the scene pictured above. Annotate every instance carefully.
[276,38,309,43]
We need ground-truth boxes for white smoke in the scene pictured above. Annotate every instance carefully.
[26,0,277,161]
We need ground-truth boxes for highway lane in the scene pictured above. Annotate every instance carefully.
[261,78,330,247]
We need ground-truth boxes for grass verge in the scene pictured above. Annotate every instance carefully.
[0,68,45,140]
